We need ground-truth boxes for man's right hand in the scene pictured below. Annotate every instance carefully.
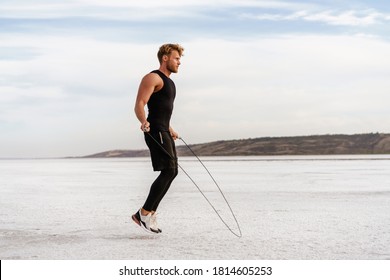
[141,121,150,132]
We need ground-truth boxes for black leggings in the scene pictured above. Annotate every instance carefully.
[143,167,178,212]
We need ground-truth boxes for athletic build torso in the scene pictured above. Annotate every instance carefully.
[147,70,176,132]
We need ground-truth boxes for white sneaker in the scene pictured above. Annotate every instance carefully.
[151,212,162,233]
[132,210,160,234]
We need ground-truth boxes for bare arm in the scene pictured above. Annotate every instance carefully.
[134,73,162,132]
[169,126,179,140]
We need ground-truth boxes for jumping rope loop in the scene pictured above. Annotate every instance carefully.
[146,132,242,238]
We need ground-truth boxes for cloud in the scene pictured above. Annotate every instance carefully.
[2,0,388,28]
[172,34,390,144]
[2,32,390,157]
[303,9,388,26]
[241,9,390,26]
[2,1,390,157]
[0,0,312,21]
[0,34,157,157]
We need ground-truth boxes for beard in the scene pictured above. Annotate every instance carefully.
[167,62,179,73]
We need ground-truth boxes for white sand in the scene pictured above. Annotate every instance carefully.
[1,156,390,259]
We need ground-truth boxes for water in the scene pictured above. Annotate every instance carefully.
[1,155,390,259]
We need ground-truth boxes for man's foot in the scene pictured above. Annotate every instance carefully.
[151,212,162,233]
[132,210,160,234]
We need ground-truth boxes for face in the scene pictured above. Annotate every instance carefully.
[164,50,181,73]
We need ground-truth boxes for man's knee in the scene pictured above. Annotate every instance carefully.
[162,167,178,179]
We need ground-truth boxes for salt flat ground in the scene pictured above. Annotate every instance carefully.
[1,156,389,260]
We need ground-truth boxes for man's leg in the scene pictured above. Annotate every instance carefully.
[151,167,178,212]
[142,167,178,213]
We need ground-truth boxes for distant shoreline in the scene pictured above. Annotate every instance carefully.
[2,133,389,160]
[83,133,390,158]
[3,154,390,161]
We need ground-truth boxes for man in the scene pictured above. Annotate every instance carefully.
[132,43,184,233]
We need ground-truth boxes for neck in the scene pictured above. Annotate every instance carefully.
[158,66,171,78]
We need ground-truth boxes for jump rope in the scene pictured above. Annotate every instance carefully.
[145,131,242,238]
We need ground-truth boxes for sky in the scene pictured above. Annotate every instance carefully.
[1,0,390,158]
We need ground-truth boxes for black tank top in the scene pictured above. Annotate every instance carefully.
[147,70,176,132]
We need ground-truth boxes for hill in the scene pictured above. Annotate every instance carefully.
[83,133,390,158]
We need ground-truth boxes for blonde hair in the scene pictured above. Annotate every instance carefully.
[157,43,184,64]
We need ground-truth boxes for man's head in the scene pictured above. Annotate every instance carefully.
[157,44,184,63]
[157,43,184,73]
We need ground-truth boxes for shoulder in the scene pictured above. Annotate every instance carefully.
[141,72,163,86]
[139,71,164,93]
